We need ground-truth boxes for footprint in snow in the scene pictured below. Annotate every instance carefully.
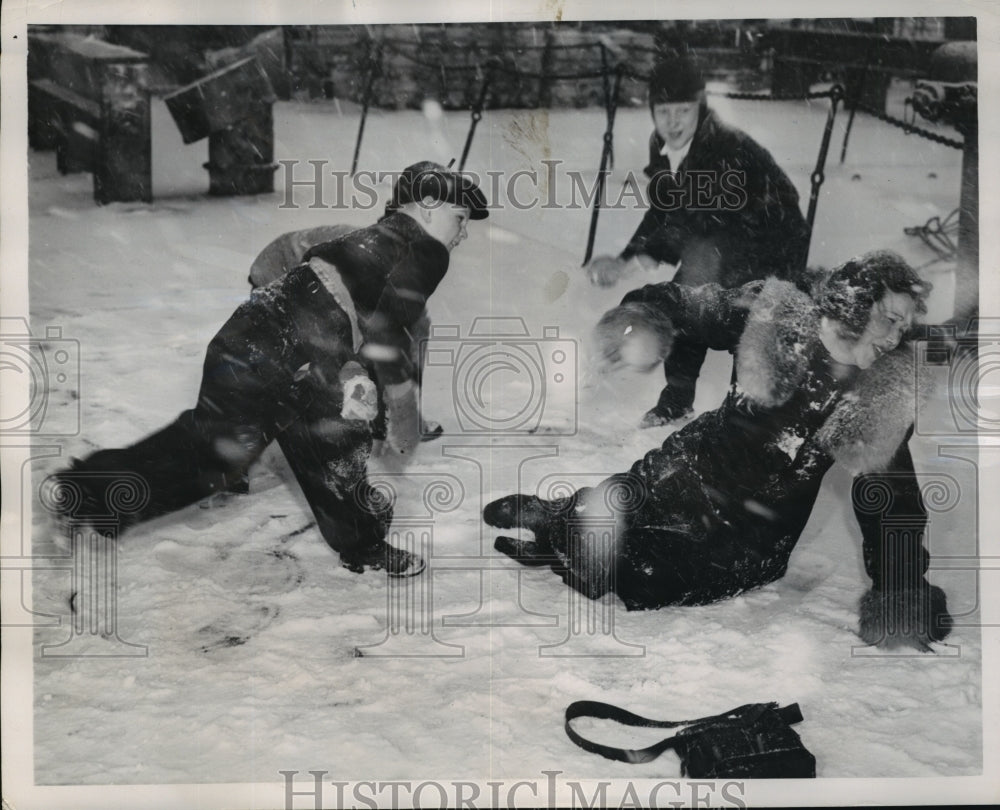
[155,542,305,595]
[198,604,279,653]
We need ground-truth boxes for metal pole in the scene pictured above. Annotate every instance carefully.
[599,43,613,172]
[805,85,843,244]
[840,47,875,164]
[954,111,978,322]
[583,66,623,267]
[458,59,497,173]
[909,41,977,323]
[351,40,381,177]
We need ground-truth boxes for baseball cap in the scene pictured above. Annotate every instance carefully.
[648,54,706,105]
[387,161,489,220]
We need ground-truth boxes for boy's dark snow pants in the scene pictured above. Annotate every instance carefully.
[67,265,390,556]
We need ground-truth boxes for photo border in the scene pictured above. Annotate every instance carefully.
[2,0,998,807]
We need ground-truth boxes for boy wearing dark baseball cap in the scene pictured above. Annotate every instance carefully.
[52,161,488,580]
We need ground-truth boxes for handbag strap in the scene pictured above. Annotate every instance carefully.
[564,700,802,765]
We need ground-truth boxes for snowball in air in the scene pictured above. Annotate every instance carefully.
[422,99,444,121]
[619,325,668,370]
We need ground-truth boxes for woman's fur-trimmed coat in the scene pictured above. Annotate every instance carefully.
[575,278,951,649]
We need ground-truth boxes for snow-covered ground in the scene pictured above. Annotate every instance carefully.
[11,81,989,805]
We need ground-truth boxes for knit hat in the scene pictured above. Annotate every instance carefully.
[387,161,489,219]
[648,54,706,106]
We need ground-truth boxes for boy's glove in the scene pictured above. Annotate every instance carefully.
[372,379,420,469]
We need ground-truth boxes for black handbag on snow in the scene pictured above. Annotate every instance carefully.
[564,700,816,779]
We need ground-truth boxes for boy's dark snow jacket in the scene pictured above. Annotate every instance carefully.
[298,213,449,386]
[64,213,449,556]
[619,106,812,421]
[621,108,810,286]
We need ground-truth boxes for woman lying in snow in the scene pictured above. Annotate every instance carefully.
[484,250,952,651]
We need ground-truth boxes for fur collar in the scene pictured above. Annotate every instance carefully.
[733,278,933,474]
[814,348,933,474]
[735,278,820,408]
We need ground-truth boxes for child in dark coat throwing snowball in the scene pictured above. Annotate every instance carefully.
[587,52,811,428]
[50,162,487,577]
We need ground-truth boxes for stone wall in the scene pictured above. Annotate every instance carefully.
[288,23,689,110]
